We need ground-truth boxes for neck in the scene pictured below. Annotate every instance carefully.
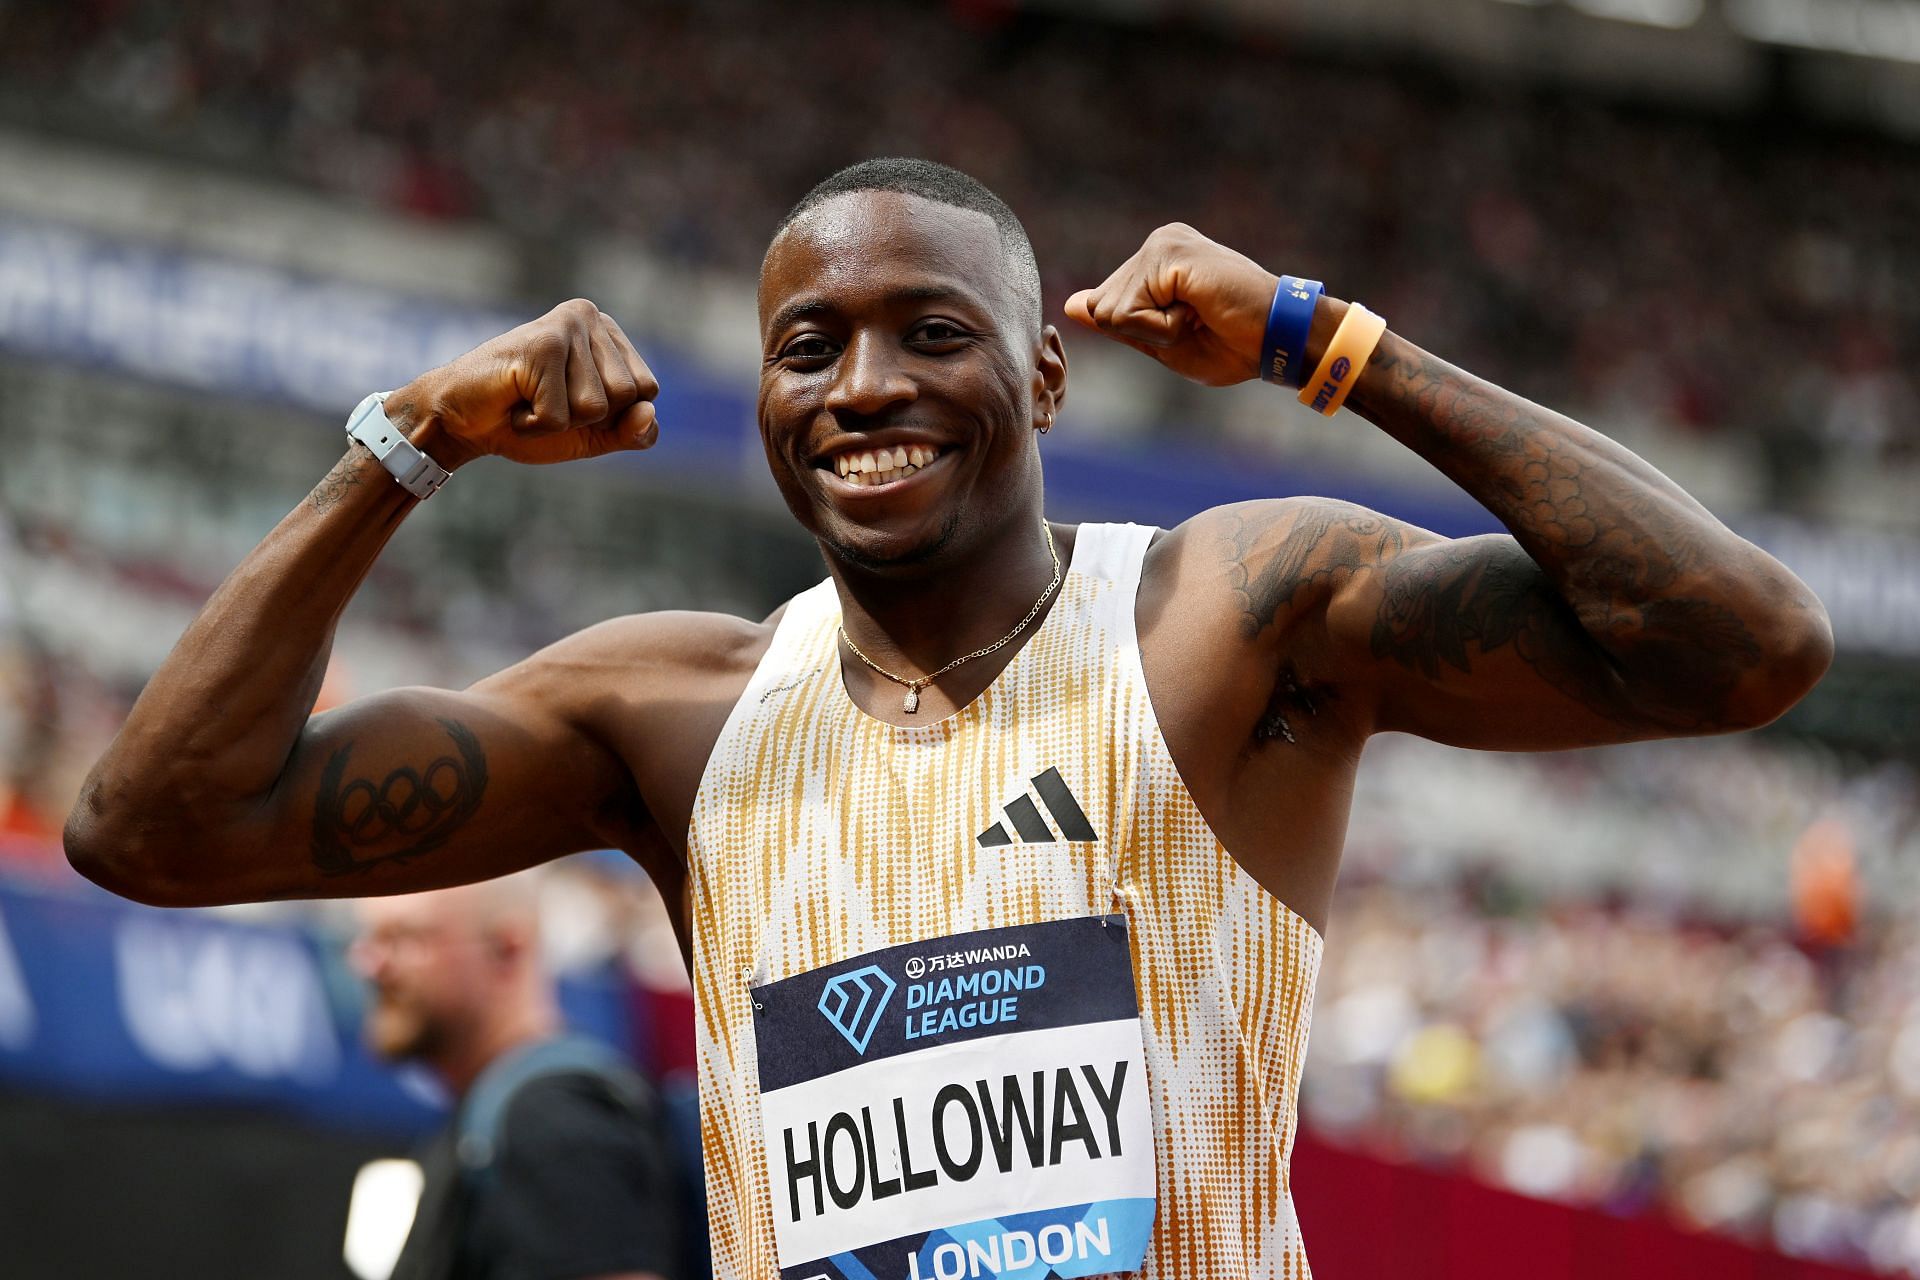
[433,998,561,1099]
[831,512,1059,673]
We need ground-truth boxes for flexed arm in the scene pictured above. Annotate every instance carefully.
[1069,225,1832,747]
[67,301,665,905]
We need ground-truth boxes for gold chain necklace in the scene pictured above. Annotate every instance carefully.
[839,522,1061,714]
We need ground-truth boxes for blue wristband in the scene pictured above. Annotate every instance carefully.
[1261,275,1322,388]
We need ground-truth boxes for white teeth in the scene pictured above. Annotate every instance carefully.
[841,462,922,487]
[828,445,939,484]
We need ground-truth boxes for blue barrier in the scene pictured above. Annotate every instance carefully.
[0,871,632,1135]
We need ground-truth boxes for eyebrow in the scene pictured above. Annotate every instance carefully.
[764,284,977,342]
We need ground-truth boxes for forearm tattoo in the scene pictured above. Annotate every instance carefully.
[309,452,363,512]
[310,718,489,876]
[1355,346,1764,726]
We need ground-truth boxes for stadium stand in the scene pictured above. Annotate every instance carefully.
[2,0,1918,519]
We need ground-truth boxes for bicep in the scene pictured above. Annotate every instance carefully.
[1327,533,1653,749]
[217,659,635,904]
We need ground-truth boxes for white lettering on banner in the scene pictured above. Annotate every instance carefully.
[0,219,508,413]
[905,1219,1113,1280]
[115,916,340,1083]
[920,942,1032,975]
[760,1019,1156,1265]
[1743,517,1920,656]
[0,902,36,1050]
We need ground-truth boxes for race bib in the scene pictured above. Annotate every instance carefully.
[752,916,1158,1280]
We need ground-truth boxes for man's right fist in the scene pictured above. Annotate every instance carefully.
[385,299,661,470]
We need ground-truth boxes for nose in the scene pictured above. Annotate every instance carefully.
[824,330,917,419]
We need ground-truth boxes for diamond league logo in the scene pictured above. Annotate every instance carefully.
[816,964,897,1054]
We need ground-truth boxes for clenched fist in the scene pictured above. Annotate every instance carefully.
[387,298,661,469]
[1066,223,1280,387]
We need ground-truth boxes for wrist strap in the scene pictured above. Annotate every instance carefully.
[1260,275,1322,388]
[1299,303,1387,417]
[345,392,450,499]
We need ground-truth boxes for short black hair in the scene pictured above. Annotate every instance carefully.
[770,157,1043,334]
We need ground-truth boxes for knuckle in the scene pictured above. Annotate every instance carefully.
[526,330,568,364]
[1151,222,1200,252]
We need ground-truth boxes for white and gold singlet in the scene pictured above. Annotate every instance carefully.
[689,522,1324,1277]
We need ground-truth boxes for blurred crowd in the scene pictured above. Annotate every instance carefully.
[1305,872,1920,1274]
[3,0,1917,500]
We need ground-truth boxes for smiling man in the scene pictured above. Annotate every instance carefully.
[68,159,1831,1278]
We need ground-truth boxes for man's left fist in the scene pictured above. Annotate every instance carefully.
[1065,223,1280,387]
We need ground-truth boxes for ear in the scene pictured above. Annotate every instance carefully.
[1032,324,1069,426]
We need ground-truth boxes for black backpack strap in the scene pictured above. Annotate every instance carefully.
[455,1034,643,1189]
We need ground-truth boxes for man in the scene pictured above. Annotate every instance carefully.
[67,158,1831,1277]
[349,876,681,1280]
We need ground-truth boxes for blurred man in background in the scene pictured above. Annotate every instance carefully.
[350,876,680,1280]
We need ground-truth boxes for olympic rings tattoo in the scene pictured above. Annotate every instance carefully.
[311,718,490,877]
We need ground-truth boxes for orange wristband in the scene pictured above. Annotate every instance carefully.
[1298,303,1387,417]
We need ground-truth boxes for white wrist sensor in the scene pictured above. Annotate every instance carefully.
[345,391,451,500]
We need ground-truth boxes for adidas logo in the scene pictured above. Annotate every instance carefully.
[977,767,1098,847]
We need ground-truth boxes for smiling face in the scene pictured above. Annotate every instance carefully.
[757,190,1066,573]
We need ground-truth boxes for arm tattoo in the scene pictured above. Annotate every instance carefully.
[1369,538,1633,721]
[1224,502,1407,640]
[309,451,363,513]
[1353,345,1765,728]
[310,718,490,876]
[1360,345,1708,582]
[1370,540,1760,731]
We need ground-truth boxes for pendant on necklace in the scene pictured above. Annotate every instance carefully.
[903,685,921,714]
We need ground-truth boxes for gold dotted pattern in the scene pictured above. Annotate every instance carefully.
[688,523,1324,1278]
